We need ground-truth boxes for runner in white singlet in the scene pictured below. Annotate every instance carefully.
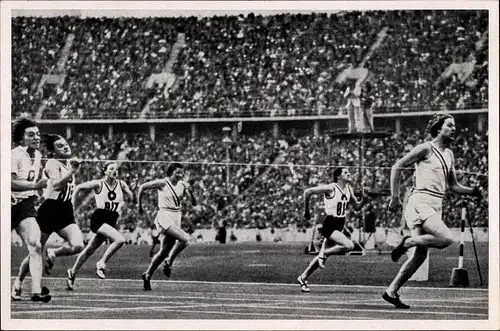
[13,134,83,299]
[137,162,197,291]
[383,114,485,309]
[66,162,136,290]
[10,118,50,302]
[297,167,365,292]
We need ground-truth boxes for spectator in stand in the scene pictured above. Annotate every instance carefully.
[12,11,487,119]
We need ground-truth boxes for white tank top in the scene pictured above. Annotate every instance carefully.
[414,142,453,198]
[324,183,352,218]
[94,179,125,213]
[158,178,185,211]
[11,146,42,201]
[42,159,75,201]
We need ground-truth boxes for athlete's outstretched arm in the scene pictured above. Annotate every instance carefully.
[303,185,333,219]
[448,168,477,195]
[11,173,47,191]
[71,179,101,206]
[137,179,165,211]
[390,143,431,209]
[120,180,136,203]
[448,154,482,196]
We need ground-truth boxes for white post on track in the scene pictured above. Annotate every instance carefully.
[458,206,466,269]
[449,200,469,287]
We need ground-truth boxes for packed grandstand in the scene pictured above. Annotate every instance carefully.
[11,10,488,239]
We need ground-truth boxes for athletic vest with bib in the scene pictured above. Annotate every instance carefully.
[94,180,125,213]
[324,183,352,218]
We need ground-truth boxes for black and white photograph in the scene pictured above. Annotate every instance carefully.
[1,1,499,330]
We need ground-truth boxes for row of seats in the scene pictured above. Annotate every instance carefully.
[12,11,488,119]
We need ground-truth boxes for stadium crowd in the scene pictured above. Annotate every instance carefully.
[12,11,489,242]
[55,126,488,235]
[12,17,73,118]
[12,10,488,119]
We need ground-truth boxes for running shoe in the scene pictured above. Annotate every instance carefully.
[41,286,50,295]
[11,280,21,301]
[391,236,410,262]
[31,290,51,303]
[96,261,107,279]
[297,276,311,293]
[382,291,410,309]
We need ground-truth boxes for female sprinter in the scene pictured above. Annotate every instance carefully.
[12,134,84,298]
[66,161,135,290]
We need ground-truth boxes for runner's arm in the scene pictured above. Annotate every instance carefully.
[304,185,334,219]
[72,180,101,206]
[448,153,479,195]
[390,143,431,199]
[137,179,165,209]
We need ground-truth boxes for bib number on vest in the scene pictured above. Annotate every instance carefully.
[105,201,119,212]
[336,201,348,216]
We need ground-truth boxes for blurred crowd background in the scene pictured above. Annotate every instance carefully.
[62,127,488,236]
[11,10,489,243]
[13,11,487,119]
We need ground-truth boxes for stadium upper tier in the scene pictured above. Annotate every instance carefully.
[12,10,488,119]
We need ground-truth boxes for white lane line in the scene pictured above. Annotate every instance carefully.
[11,296,487,319]
[66,289,486,303]
[247,264,271,267]
[11,303,213,316]
[209,303,488,317]
[32,292,487,311]
[16,276,488,292]
[10,304,91,311]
